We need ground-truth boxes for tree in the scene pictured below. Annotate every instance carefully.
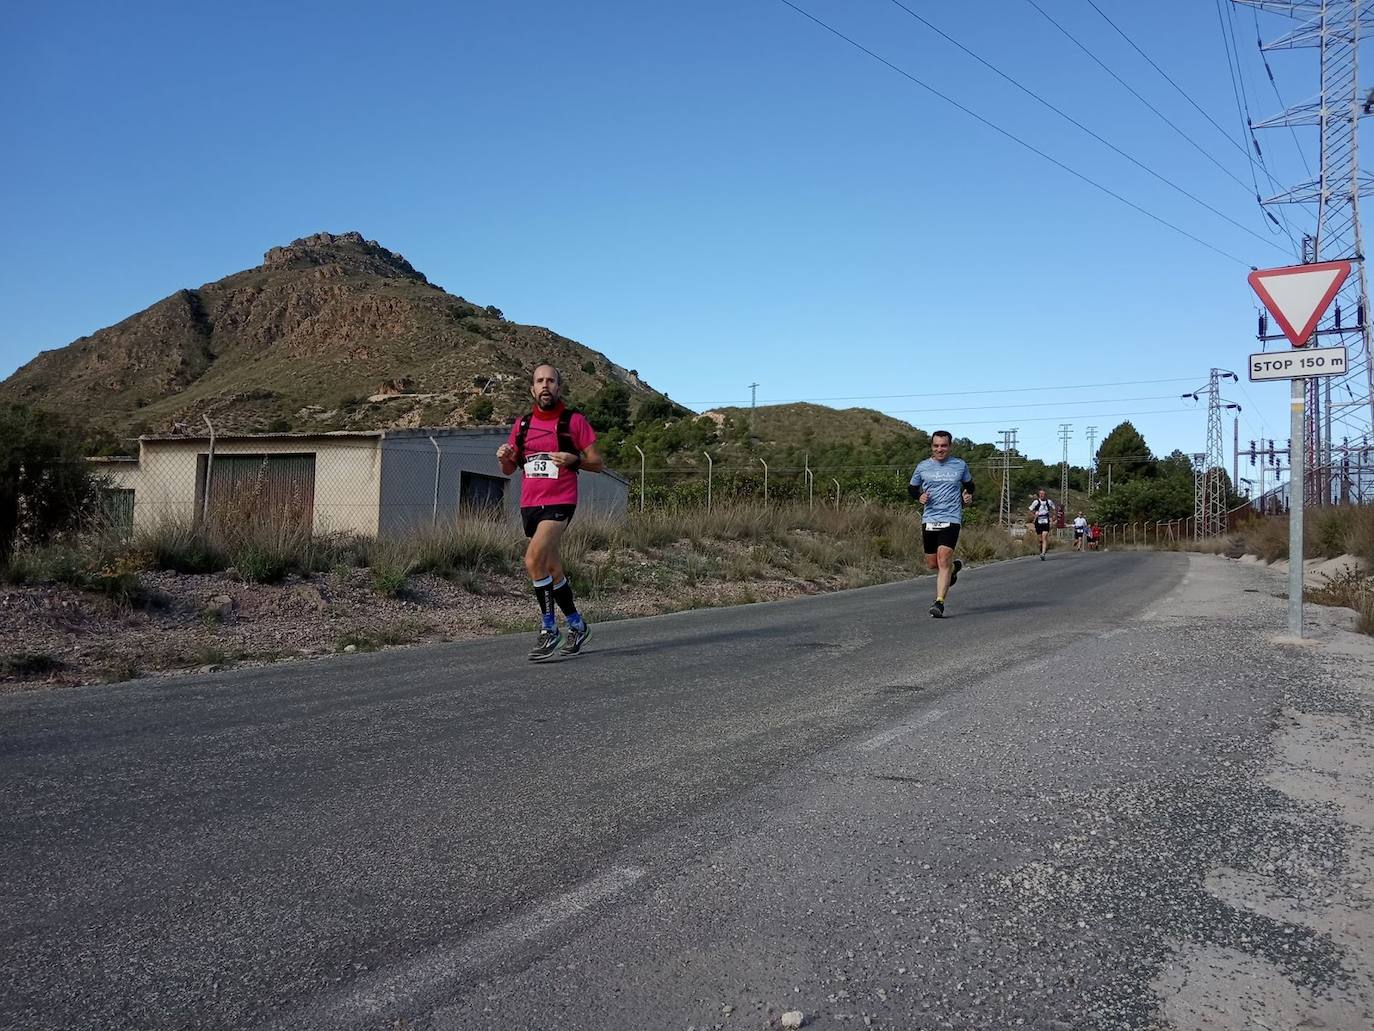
[636,394,677,423]
[0,404,100,564]
[581,381,632,433]
[468,396,495,424]
[1096,421,1155,484]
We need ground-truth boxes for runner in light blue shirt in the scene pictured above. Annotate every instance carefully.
[908,430,974,619]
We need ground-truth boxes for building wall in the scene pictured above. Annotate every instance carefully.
[377,428,629,535]
[376,431,499,535]
[88,460,140,493]
[131,437,384,536]
[101,428,628,540]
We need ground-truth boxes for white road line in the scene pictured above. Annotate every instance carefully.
[857,709,948,753]
[309,865,644,1024]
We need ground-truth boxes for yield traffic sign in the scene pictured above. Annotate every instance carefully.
[1247,260,1351,347]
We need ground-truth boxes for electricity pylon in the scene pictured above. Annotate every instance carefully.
[1240,0,1374,502]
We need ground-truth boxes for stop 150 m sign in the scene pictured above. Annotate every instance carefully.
[1248,345,1348,382]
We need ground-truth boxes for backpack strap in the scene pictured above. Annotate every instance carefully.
[514,409,579,464]
[513,413,533,464]
[557,408,579,458]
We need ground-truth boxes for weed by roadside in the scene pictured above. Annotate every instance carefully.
[99,657,141,683]
[0,652,65,680]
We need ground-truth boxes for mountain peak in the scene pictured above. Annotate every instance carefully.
[261,231,428,283]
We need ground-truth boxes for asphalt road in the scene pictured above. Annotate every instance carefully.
[4,549,1354,1029]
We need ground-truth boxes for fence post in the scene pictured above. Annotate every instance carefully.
[757,457,769,504]
[428,434,441,525]
[201,415,216,523]
[634,445,645,513]
[704,451,713,512]
[833,478,841,509]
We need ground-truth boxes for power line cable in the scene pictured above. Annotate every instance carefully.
[769,0,1262,266]
[1221,0,1302,249]
[1249,5,1314,180]
[1015,0,1259,196]
[681,375,1205,406]
[1083,0,1291,170]
[1023,0,1297,250]
[881,0,1291,252]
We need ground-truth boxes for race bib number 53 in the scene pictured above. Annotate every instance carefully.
[523,454,559,479]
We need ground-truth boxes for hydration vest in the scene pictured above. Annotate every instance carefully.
[514,408,579,463]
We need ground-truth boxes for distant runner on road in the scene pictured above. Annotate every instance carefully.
[1028,490,1057,560]
[1073,512,1088,551]
[497,363,604,660]
[909,430,974,619]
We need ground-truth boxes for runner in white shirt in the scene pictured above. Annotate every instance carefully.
[1072,512,1088,551]
[1027,490,1056,560]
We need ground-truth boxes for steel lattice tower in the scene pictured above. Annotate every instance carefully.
[1205,369,1242,535]
[1194,453,1209,539]
[1241,0,1374,502]
[1058,423,1072,515]
[997,429,1018,527]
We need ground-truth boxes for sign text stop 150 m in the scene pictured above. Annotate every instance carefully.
[1248,345,1348,381]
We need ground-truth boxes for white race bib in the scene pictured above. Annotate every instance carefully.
[924,521,951,531]
[523,454,559,479]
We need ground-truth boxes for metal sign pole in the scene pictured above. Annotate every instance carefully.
[1289,377,1305,637]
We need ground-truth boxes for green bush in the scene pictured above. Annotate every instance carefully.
[4,534,145,603]
[469,396,495,424]
[0,404,103,564]
[138,520,228,573]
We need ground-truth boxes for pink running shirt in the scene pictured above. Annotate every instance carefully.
[507,406,597,507]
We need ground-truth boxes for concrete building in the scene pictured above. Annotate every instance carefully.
[89,428,629,536]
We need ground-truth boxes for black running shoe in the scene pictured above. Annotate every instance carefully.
[929,600,945,618]
[1040,552,1046,561]
[950,559,963,587]
[561,621,592,655]
[528,628,563,661]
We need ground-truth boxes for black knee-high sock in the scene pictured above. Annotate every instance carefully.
[532,575,555,628]
[550,577,580,623]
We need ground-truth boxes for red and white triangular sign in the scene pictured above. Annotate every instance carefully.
[1247,260,1351,347]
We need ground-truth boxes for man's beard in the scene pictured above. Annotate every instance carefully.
[536,393,559,410]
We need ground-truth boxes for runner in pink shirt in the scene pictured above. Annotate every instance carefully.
[497,363,604,660]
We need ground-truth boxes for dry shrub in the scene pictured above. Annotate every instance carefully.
[403,513,523,577]
[1232,515,1290,562]
[1306,566,1373,613]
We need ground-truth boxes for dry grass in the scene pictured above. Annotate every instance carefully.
[8,503,1028,607]
[1222,506,1374,564]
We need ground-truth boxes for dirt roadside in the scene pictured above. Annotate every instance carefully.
[0,553,883,690]
[1152,555,1374,1027]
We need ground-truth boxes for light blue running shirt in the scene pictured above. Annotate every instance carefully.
[910,456,972,524]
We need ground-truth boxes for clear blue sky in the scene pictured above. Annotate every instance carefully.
[1,0,1336,471]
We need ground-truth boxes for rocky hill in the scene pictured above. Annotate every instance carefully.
[703,402,922,451]
[1,231,669,445]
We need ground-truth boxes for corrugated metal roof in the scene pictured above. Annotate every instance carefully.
[138,426,513,443]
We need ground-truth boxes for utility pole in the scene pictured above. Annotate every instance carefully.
[1085,425,1098,494]
[1240,0,1374,503]
[748,382,759,439]
[1233,416,1240,501]
[1058,423,1072,515]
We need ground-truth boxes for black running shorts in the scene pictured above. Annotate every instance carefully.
[921,523,961,554]
[521,504,577,539]
[1035,519,1051,534]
